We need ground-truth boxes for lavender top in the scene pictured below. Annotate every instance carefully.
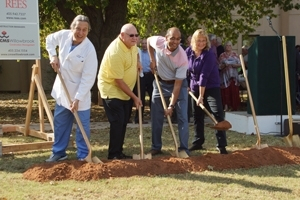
[186,47,220,92]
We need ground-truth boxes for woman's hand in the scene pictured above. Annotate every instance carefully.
[197,96,204,106]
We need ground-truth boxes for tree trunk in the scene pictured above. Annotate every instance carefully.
[56,0,128,104]
[90,0,128,104]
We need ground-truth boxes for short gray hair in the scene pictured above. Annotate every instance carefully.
[208,34,216,41]
[70,15,91,31]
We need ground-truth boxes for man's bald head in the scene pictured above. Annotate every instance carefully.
[119,23,139,49]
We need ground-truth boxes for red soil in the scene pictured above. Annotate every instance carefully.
[23,146,300,182]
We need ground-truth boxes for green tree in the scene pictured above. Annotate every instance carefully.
[128,0,300,43]
[39,0,299,103]
[39,0,128,103]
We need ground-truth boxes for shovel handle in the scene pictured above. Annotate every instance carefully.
[136,72,144,159]
[57,71,92,157]
[282,36,293,136]
[153,73,179,157]
[239,55,262,144]
[188,91,219,124]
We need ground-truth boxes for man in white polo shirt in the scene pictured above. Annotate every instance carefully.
[147,27,189,156]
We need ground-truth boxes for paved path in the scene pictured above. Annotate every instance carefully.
[23,117,213,131]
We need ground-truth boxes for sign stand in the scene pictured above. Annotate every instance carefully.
[0,61,58,155]
[0,0,72,156]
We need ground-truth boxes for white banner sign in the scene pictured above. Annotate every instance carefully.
[0,0,40,60]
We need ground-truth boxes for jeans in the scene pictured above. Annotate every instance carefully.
[151,79,189,153]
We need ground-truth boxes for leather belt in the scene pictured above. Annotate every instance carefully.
[157,75,175,84]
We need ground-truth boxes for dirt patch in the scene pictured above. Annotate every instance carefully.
[23,146,300,182]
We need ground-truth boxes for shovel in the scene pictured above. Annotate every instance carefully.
[153,73,189,158]
[281,36,300,147]
[239,55,268,149]
[57,70,102,163]
[189,91,232,131]
[133,72,152,160]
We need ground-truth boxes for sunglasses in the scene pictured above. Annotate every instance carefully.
[126,33,139,38]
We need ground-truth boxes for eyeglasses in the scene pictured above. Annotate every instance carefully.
[126,33,139,38]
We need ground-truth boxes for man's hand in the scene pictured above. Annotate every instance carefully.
[137,61,143,73]
[164,107,173,116]
[150,60,156,74]
[50,56,60,72]
[70,99,79,112]
[133,96,143,111]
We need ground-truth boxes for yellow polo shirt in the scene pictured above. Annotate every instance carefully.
[98,37,138,100]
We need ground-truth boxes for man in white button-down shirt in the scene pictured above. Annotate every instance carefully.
[45,15,98,162]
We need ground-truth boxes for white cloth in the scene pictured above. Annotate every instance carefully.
[46,30,98,111]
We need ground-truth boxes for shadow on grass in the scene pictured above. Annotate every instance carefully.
[173,172,294,193]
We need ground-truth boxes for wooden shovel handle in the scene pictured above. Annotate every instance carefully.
[153,73,179,157]
[136,72,144,159]
[282,36,293,136]
[239,55,261,145]
[188,91,218,125]
[57,71,92,156]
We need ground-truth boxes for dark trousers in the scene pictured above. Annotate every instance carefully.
[102,98,131,158]
[134,72,154,122]
[192,87,227,148]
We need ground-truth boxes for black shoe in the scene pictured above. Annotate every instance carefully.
[149,149,163,156]
[108,153,132,160]
[120,153,132,159]
[217,147,228,154]
[189,145,204,151]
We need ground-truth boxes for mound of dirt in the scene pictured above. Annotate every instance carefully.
[23,146,300,182]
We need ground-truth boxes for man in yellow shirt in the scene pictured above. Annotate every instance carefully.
[98,23,142,159]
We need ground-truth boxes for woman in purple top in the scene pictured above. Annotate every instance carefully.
[186,29,228,154]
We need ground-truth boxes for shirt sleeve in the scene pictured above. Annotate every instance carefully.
[46,30,66,57]
[149,36,165,51]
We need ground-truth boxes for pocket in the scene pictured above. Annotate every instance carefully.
[68,55,85,73]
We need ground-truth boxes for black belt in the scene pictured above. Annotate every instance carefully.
[144,71,152,75]
[157,75,175,84]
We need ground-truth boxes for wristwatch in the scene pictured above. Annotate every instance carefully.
[168,105,175,109]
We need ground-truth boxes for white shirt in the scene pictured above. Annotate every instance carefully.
[46,30,98,111]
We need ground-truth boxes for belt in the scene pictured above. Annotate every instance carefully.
[157,75,175,84]
[144,71,152,75]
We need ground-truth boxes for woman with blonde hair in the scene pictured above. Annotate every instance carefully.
[186,29,228,154]
[219,41,241,111]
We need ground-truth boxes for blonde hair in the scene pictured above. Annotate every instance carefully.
[191,29,210,52]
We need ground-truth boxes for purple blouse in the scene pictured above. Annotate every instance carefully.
[186,47,220,93]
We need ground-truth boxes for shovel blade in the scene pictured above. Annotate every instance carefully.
[170,150,189,158]
[92,156,103,164]
[144,153,152,159]
[132,153,152,160]
[210,120,232,131]
[283,134,300,147]
[132,154,141,160]
[253,143,268,149]
[284,134,294,147]
[83,156,103,164]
